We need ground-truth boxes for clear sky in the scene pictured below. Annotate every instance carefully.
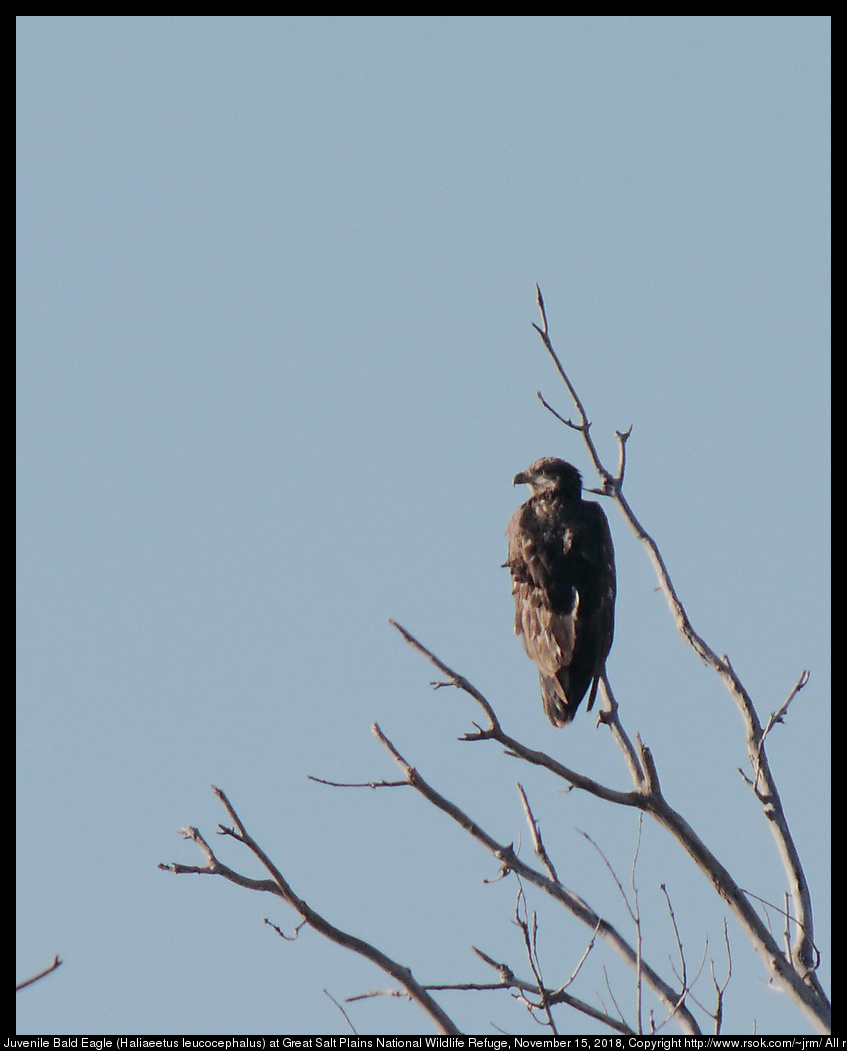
[17,16,829,1037]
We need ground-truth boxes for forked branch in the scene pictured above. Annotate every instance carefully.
[160,786,461,1036]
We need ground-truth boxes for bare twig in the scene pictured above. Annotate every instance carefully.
[562,920,603,992]
[514,883,558,1033]
[602,964,628,1030]
[577,828,636,923]
[324,988,359,1034]
[465,946,633,1034]
[16,955,62,992]
[517,783,559,884]
[632,820,644,1034]
[739,889,820,977]
[389,618,501,730]
[265,917,307,941]
[345,988,410,1003]
[758,670,811,757]
[712,922,733,1035]
[660,883,693,1010]
[533,285,593,446]
[577,822,647,1031]
[308,775,408,789]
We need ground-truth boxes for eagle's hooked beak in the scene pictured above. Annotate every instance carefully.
[513,470,531,486]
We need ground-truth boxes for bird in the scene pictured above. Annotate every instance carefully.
[505,458,616,726]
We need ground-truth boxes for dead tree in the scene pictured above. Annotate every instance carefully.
[162,290,829,1035]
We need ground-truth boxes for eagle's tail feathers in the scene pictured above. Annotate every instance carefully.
[540,673,578,727]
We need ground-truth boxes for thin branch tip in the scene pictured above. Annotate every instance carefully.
[16,955,63,992]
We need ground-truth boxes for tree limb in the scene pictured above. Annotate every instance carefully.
[16,955,62,992]
[390,618,829,1033]
[372,721,702,1034]
[160,786,461,1036]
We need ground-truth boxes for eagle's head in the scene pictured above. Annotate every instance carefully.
[513,458,583,500]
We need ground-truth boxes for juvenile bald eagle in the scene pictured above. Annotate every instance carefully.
[506,458,616,726]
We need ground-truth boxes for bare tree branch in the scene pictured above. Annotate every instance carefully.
[307,775,408,789]
[712,922,733,1035]
[371,721,702,1034]
[324,988,358,1034]
[758,670,811,757]
[390,616,829,1033]
[160,786,461,1036]
[462,945,634,1034]
[16,955,62,992]
[597,673,646,786]
[517,783,559,884]
[389,618,502,730]
[514,882,559,1033]
[390,620,638,806]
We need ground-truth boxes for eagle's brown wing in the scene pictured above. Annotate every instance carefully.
[506,504,580,726]
[506,500,615,726]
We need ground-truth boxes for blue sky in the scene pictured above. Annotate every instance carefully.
[17,16,829,1037]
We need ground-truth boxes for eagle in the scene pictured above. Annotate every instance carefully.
[506,458,616,726]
